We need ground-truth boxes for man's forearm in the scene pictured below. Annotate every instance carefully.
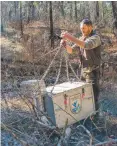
[61,32,85,48]
[68,35,85,48]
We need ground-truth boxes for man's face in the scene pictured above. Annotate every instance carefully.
[80,23,93,36]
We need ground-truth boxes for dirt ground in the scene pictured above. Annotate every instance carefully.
[1,24,117,146]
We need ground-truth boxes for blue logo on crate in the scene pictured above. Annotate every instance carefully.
[70,95,81,114]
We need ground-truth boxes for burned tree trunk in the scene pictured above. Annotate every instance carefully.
[70,2,73,20]
[84,2,90,19]
[32,2,35,20]
[60,1,65,18]
[74,1,78,22]
[88,1,99,24]
[49,1,54,49]
[19,1,23,37]
[27,1,34,23]
[14,1,18,17]
[111,1,117,38]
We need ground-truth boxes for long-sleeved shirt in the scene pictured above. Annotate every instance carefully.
[72,32,101,68]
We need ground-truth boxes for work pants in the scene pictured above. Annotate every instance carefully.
[81,68,100,111]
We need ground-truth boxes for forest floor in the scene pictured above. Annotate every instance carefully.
[1,22,117,146]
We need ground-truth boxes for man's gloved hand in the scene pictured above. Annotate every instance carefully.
[60,39,67,48]
[61,31,73,41]
[60,40,72,54]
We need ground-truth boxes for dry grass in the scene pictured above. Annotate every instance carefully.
[1,20,117,146]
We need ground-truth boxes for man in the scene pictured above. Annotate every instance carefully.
[60,19,101,111]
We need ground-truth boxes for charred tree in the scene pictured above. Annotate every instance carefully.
[111,1,117,38]
[74,1,78,22]
[19,1,23,37]
[27,1,35,23]
[60,1,65,18]
[49,1,54,49]
[89,1,99,23]
[70,2,73,20]
[14,1,18,17]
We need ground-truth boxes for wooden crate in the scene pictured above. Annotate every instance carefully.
[46,82,95,128]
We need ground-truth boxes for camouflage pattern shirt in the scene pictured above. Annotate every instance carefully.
[73,32,102,68]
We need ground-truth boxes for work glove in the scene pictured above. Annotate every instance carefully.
[60,40,72,54]
[61,31,73,41]
[60,39,67,48]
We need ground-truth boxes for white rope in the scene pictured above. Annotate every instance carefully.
[62,47,80,82]
[40,47,61,81]
[63,50,70,82]
[69,61,80,81]
[50,51,63,93]
[38,47,59,61]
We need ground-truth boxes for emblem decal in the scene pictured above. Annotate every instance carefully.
[70,94,81,114]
